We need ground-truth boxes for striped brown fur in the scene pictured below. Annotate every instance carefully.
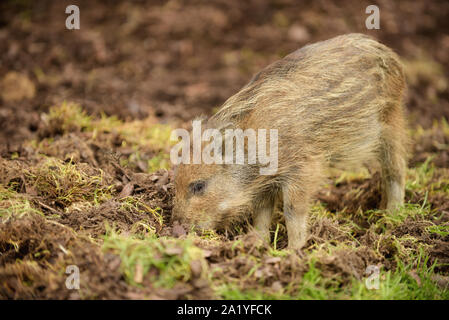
[172,33,408,249]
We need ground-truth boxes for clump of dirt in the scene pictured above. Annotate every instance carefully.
[0,152,174,232]
[58,171,174,238]
[316,173,382,225]
[314,246,381,282]
[199,232,306,291]
[307,215,355,246]
[0,206,212,299]
[0,157,114,209]
[0,214,128,299]
[411,122,449,168]
[391,217,449,273]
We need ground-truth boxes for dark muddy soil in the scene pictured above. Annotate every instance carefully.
[1,0,449,299]
[1,0,449,146]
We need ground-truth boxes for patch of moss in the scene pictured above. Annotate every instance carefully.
[0,185,43,221]
[103,232,207,288]
[26,158,113,207]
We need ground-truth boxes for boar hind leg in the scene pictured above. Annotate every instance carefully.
[253,197,275,242]
[379,113,407,212]
[282,161,323,250]
[282,184,311,250]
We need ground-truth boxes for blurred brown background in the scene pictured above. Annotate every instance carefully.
[0,0,448,145]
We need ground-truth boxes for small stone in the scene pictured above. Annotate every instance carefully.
[119,182,134,198]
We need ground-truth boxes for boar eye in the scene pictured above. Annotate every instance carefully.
[189,180,206,195]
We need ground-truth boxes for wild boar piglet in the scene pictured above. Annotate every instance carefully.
[172,33,408,249]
